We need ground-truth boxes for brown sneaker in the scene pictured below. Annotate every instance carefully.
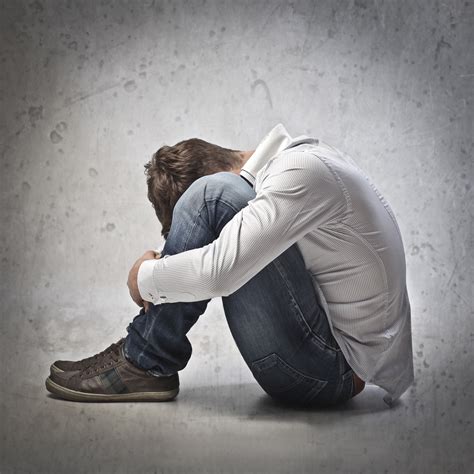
[50,338,126,374]
[45,342,179,402]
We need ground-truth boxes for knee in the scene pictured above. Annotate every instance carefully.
[174,171,254,215]
[192,171,244,195]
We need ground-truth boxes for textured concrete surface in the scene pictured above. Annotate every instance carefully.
[0,0,473,472]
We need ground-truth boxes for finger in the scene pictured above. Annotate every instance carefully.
[143,301,150,312]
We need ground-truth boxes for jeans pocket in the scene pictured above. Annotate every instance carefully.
[251,353,328,405]
[307,329,341,355]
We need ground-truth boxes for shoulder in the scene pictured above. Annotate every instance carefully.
[256,148,348,221]
[262,148,336,184]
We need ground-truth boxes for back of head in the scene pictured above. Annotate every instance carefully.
[145,138,243,239]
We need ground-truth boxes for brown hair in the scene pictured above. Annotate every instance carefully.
[145,138,243,239]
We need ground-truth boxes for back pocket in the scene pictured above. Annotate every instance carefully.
[251,353,328,405]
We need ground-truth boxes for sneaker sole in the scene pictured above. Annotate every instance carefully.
[45,377,179,402]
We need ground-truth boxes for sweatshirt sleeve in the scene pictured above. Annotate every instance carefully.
[137,152,345,304]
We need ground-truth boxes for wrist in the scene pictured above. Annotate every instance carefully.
[137,259,158,303]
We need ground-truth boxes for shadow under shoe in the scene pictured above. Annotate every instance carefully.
[46,344,179,402]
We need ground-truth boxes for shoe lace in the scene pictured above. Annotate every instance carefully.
[80,338,124,377]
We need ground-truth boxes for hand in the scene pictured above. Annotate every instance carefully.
[127,250,161,309]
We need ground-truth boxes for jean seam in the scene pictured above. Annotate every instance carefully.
[269,260,311,360]
[252,352,328,396]
[204,197,248,215]
[177,195,251,254]
[273,258,341,354]
[333,352,346,401]
[182,201,208,252]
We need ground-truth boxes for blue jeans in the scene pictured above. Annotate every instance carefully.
[124,171,355,407]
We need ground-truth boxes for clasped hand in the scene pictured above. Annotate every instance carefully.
[127,250,161,312]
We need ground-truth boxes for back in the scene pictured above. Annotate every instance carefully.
[278,141,414,404]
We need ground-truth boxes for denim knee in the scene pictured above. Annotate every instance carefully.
[173,171,255,218]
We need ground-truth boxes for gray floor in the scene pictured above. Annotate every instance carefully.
[1,1,472,472]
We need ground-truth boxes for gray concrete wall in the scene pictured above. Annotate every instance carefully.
[1,0,472,472]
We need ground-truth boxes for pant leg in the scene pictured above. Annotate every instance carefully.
[124,171,355,406]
